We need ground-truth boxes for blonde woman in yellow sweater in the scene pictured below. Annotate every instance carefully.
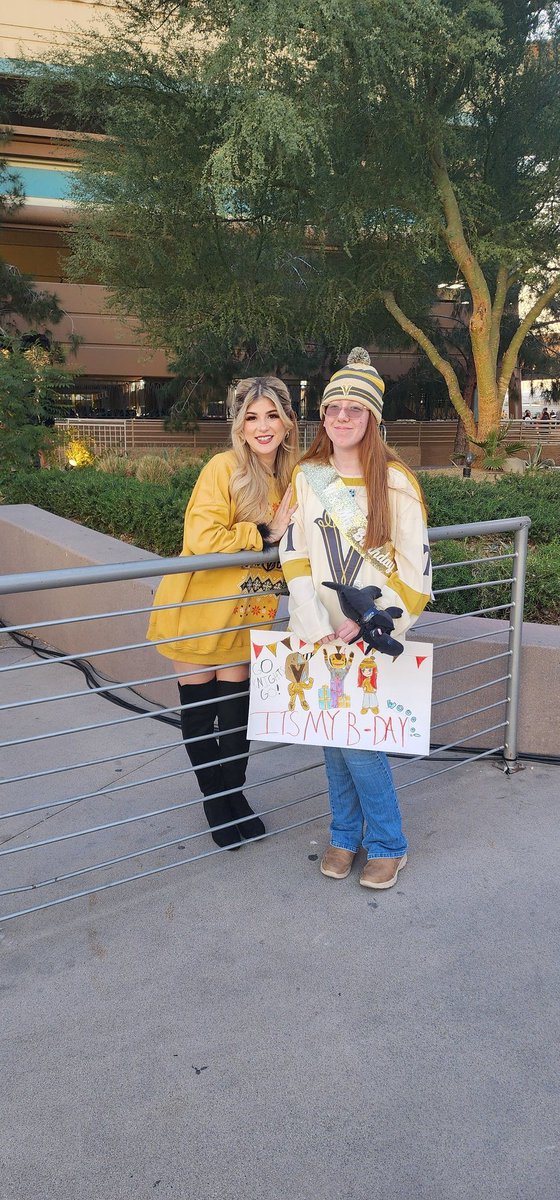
[147,377,298,850]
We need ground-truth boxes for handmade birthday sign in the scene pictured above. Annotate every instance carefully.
[248,631,433,755]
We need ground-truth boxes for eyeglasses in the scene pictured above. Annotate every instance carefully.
[324,403,367,419]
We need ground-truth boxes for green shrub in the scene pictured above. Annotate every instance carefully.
[430,540,481,615]
[430,536,560,623]
[135,454,173,484]
[524,541,560,623]
[168,462,207,493]
[431,538,514,617]
[0,468,187,556]
[419,471,560,542]
[163,447,208,470]
[2,464,558,623]
[64,438,95,468]
[95,450,132,475]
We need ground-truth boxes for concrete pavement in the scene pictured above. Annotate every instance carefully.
[1,636,559,1200]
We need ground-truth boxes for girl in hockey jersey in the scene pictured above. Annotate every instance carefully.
[147,377,298,850]
[280,348,431,889]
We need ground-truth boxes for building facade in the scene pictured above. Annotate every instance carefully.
[1,0,172,415]
[1,1,461,422]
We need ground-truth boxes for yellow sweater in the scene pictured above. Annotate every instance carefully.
[146,450,286,665]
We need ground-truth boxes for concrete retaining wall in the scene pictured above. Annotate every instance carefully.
[412,611,559,758]
[0,504,176,707]
[0,504,558,756]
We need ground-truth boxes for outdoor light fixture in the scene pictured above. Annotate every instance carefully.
[463,451,475,478]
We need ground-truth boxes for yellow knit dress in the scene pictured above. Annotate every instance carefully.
[146,450,286,665]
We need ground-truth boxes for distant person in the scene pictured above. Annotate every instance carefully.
[147,377,298,849]
[540,408,551,423]
[522,409,533,422]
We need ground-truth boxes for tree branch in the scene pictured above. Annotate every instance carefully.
[497,273,560,405]
[430,146,491,309]
[429,144,497,415]
[490,264,509,370]
[381,290,476,437]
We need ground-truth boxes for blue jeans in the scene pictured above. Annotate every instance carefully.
[323,747,408,860]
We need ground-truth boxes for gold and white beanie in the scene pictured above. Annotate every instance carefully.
[320,347,385,424]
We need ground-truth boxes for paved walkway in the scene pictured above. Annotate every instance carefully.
[1,638,559,1199]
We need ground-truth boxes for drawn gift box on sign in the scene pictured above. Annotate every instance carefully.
[248,631,433,756]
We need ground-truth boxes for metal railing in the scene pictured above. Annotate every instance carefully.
[55,418,327,455]
[0,517,530,923]
[54,416,560,459]
[56,418,131,452]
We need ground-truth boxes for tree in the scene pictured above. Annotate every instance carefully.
[0,124,65,334]
[373,0,560,440]
[0,337,75,468]
[1,129,75,466]
[23,0,560,441]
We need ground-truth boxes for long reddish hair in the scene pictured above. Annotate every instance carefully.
[358,656,378,687]
[301,413,425,548]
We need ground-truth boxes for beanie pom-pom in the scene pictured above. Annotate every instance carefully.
[347,346,371,365]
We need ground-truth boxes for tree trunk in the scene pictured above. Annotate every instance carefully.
[453,357,477,458]
[453,417,469,459]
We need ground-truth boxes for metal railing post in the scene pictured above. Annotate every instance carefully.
[503,518,530,770]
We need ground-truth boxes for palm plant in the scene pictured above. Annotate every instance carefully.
[469,423,527,471]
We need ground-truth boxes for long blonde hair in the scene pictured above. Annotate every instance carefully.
[301,412,425,548]
[230,377,299,521]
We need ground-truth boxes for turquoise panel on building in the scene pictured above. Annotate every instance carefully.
[12,166,76,201]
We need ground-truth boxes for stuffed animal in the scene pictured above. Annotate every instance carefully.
[323,581,405,657]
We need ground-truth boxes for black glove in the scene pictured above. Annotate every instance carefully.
[323,581,405,657]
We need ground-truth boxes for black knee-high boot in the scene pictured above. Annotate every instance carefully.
[215,679,266,840]
[177,680,242,850]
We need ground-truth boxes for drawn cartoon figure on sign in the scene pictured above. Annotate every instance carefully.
[357,653,379,715]
[284,651,314,711]
[322,645,354,709]
[251,655,282,701]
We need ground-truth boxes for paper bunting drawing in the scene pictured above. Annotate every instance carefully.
[248,631,433,755]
